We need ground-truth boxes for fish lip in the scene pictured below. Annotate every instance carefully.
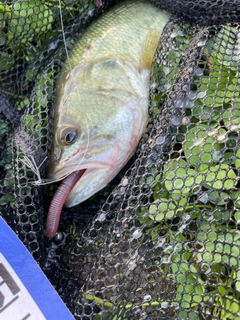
[64,166,112,207]
[48,140,118,181]
[48,161,111,181]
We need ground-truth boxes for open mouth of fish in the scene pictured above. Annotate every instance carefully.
[50,142,118,200]
[45,143,119,238]
[52,163,112,207]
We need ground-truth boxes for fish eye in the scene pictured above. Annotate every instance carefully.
[60,127,78,145]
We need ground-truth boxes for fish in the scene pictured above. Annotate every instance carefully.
[46,0,171,238]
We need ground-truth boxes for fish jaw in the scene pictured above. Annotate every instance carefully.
[65,166,117,207]
[48,140,119,179]
[48,139,122,206]
[64,138,139,207]
[64,132,141,207]
[48,133,139,207]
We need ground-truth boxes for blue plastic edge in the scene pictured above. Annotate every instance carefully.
[0,216,74,320]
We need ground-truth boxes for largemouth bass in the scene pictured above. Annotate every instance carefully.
[46,0,170,238]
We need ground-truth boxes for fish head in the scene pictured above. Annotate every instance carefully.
[48,81,147,207]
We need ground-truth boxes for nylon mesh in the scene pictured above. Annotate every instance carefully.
[0,0,240,319]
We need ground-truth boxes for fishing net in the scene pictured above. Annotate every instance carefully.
[0,0,240,319]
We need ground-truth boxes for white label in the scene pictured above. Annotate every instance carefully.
[0,253,46,320]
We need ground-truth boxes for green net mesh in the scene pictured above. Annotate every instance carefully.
[0,0,240,319]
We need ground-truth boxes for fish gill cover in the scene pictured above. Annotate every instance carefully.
[0,0,240,319]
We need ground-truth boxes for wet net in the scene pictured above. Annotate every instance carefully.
[0,0,240,319]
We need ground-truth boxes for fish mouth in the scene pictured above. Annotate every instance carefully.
[66,166,113,207]
[49,160,111,181]
[48,139,118,179]
[52,165,117,208]
[48,142,119,207]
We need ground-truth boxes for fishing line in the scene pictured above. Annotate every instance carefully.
[27,1,92,186]
[58,0,72,78]
[56,0,91,177]
[22,2,92,186]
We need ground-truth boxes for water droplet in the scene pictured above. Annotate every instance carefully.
[175,99,184,109]
[122,178,128,186]
[132,230,143,239]
[143,295,151,301]
[232,55,240,62]
[188,91,197,100]
[188,66,193,73]
[87,9,95,17]
[86,239,94,244]
[161,302,169,309]
[98,213,106,221]
[117,186,125,195]
[171,116,181,126]
[199,193,209,203]
[163,83,171,91]
[128,260,137,271]
[225,48,233,55]
[197,91,207,99]
[49,41,57,50]
[197,39,207,47]
[213,151,222,161]
[195,68,204,76]
[170,31,177,38]
[156,135,165,144]
[163,67,170,75]
[177,30,184,36]
[184,99,195,109]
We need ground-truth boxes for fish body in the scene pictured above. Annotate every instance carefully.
[48,0,170,209]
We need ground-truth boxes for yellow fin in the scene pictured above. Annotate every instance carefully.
[140,29,161,70]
